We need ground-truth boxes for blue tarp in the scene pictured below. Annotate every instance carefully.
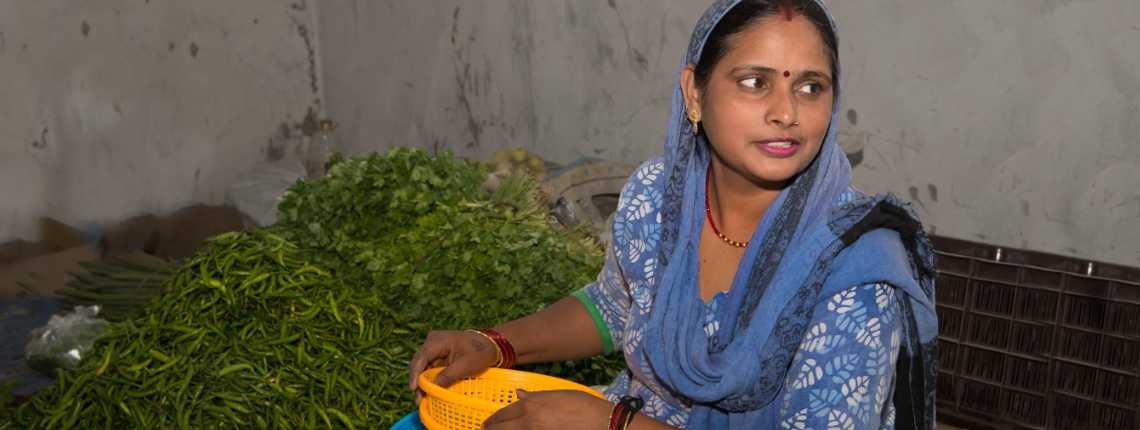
[0,296,63,397]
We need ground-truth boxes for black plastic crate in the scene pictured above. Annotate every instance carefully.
[1004,390,1047,427]
[972,280,1017,316]
[1101,335,1140,372]
[1052,395,1094,429]
[1008,321,1052,357]
[1005,356,1049,392]
[959,379,1004,415]
[1057,327,1101,363]
[940,307,964,340]
[932,235,1140,430]
[1015,288,1058,322]
[939,273,970,307]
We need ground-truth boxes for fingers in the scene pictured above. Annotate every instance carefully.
[410,330,496,394]
[483,401,527,429]
[433,354,484,388]
[408,332,449,390]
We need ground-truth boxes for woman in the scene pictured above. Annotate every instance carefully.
[407,0,937,428]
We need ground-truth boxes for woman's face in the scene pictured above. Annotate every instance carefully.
[683,15,835,187]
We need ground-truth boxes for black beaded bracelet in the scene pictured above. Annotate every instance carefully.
[618,396,644,430]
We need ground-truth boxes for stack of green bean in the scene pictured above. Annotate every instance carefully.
[6,148,626,428]
[54,253,173,322]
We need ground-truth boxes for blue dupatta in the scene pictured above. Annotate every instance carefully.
[616,1,939,428]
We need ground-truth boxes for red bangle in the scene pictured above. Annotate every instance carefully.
[611,396,643,430]
[608,402,627,430]
[478,329,516,369]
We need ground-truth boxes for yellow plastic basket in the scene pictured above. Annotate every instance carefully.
[417,367,605,430]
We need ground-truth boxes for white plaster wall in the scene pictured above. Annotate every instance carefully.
[319,0,1140,266]
[829,1,1140,266]
[0,0,322,242]
[318,0,706,163]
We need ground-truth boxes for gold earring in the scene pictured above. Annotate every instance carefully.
[688,110,701,135]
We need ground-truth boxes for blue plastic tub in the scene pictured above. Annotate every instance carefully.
[390,411,428,430]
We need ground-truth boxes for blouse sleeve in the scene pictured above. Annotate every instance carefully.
[571,233,630,355]
[777,283,903,430]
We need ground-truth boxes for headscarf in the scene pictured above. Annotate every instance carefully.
[615,1,939,427]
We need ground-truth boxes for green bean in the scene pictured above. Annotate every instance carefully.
[265,333,302,346]
[94,346,114,376]
[221,400,250,415]
[146,349,173,364]
[328,408,356,430]
[328,292,343,323]
[216,364,252,377]
[152,356,181,374]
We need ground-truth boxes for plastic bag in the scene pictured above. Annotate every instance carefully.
[24,305,108,375]
[224,160,307,227]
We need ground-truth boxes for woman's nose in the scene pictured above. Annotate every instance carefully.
[765,89,798,128]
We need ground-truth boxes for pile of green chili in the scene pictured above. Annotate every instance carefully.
[5,149,625,429]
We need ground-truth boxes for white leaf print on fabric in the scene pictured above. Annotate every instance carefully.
[643,258,656,284]
[627,190,660,221]
[618,190,633,215]
[612,212,629,260]
[803,322,826,341]
[842,376,870,409]
[802,322,844,354]
[781,408,809,430]
[624,326,643,355]
[633,285,652,315]
[828,409,855,430]
[824,353,860,384]
[628,239,647,263]
[809,389,843,417]
[828,288,856,314]
[792,358,823,389]
[835,303,868,333]
[875,283,892,310]
[875,371,889,413]
[855,317,882,348]
[638,162,664,186]
[865,341,890,377]
[643,395,668,418]
[666,414,687,427]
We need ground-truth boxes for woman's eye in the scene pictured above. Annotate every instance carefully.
[797,83,821,95]
[739,77,765,89]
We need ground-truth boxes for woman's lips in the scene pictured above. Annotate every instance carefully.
[754,138,801,158]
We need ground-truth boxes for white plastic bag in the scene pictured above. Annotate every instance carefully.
[224,160,307,227]
[24,305,108,375]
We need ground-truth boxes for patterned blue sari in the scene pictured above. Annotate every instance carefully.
[571,1,938,428]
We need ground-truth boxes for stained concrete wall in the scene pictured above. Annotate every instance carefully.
[318,0,706,163]
[828,1,1140,267]
[0,0,323,243]
[3,1,1133,267]
[319,0,1140,267]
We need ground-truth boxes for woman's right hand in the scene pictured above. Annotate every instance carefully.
[408,330,500,404]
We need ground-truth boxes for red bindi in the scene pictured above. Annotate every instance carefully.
[783,71,791,78]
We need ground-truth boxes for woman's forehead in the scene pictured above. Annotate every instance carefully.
[717,15,831,75]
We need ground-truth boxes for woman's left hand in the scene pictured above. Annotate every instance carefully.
[482,389,611,429]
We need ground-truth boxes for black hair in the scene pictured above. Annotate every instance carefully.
[693,0,838,95]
